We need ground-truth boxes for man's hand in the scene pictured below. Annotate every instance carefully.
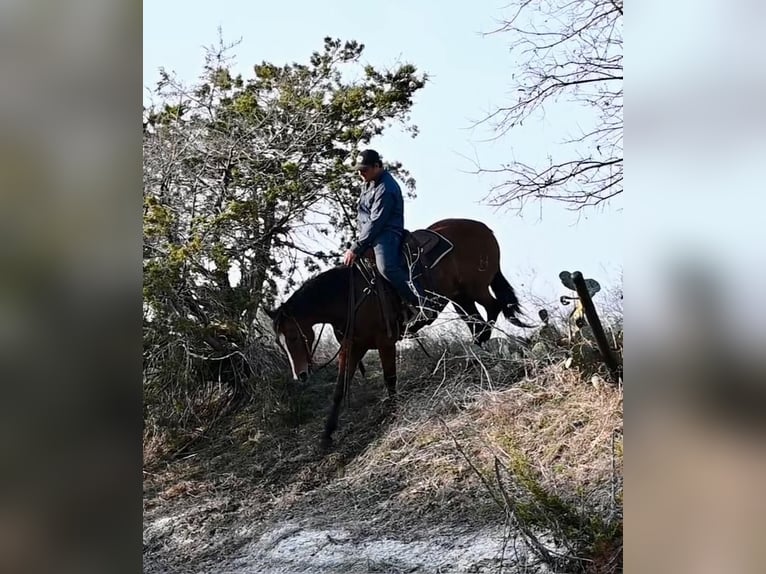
[343,249,357,266]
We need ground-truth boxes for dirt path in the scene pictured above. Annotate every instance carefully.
[143,483,535,574]
[144,505,520,574]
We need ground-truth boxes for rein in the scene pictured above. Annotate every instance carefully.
[275,264,370,379]
[283,316,340,374]
[340,265,358,404]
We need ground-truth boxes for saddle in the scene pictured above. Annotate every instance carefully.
[400,229,454,279]
[358,229,454,340]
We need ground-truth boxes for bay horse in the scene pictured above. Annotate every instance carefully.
[265,218,530,448]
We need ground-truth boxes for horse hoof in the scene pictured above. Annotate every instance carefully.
[319,436,333,452]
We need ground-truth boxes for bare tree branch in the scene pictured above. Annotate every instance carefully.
[477,0,622,212]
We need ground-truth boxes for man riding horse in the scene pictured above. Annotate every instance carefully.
[342,149,434,328]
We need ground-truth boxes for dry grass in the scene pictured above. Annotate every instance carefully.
[343,349,622,494]
[481,370,623,493]
[144,308,623,573]
[325,320,624,572]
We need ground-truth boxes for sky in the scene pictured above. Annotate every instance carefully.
[143,0,623,310]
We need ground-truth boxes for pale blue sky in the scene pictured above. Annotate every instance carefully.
[143,0,623,308]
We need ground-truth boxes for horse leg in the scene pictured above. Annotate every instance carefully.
[399,292,447,338]
[453,301,477,341]
[453,297,487,346]
[334,329,366,376]
[358,358,367,377]
[377,342,398,404]
[474,287,504,346]
[321,342,362,449]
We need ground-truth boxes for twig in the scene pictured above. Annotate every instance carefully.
[438,417,504,511]
[610,428,622,521]
[498,511,512,574]
[493,457,556,565]
[466,343,493,391]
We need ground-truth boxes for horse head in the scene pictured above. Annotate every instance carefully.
[265,305,315,382]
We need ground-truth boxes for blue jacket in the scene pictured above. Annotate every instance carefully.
[350,170,405,256]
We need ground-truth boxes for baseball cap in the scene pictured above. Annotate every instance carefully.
[353,149,382,169]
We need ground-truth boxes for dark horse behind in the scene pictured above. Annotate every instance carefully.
[265,218,532,448]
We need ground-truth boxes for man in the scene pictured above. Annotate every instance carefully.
[343,149,430,324]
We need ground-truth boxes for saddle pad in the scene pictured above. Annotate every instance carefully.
[404,229,454,270]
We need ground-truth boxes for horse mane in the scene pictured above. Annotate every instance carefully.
[273,265,351,328]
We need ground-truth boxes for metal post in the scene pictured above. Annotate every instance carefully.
[571,271,622,384]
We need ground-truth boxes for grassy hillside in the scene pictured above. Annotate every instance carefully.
[144,315,623,573]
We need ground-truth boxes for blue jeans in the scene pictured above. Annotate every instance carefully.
[373,232,426,307]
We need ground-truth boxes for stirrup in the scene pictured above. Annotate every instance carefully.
[398,303,418,337]
[400,302,417,321]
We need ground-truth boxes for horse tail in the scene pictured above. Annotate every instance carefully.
[491,271,535,329]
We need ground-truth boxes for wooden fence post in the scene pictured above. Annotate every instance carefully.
[571,271,622,384]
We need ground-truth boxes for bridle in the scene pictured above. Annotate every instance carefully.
[275,313,332,374]
[273,263,372,379]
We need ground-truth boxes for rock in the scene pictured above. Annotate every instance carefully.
[530,342,550,359]
[529,324,562,347]
[484,337,524,359]
[591,374,606,390]
[569,341,603,379]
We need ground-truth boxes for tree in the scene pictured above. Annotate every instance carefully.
[478,0,622,212]
[142,35,426,427]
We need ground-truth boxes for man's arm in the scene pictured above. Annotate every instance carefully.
[350,184,395,255]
